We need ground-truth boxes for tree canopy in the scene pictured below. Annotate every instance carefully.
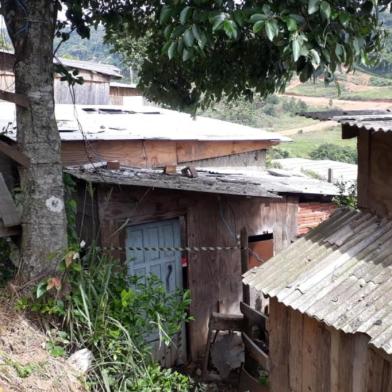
[58,0,391,111]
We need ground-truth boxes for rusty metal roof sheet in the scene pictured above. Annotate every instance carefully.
[302,110,392,133]
[243,208,392,355]
[66,164,339,198]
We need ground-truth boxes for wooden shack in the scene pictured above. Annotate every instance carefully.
[66,162,338,364]
[0,50,122,105]
[243,110,392,392]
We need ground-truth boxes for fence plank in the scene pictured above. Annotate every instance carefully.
[240,301,267,330]
[0,89,29,108]
[0,140,30,168]
[242,332,270,371]
[0,173,20,227]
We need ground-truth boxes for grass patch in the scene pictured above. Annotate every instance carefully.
[279,126,357,158]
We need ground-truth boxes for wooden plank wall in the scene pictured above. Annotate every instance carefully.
[61,140,274,168]
[362,131,392,217]
[269,298,392,392]
[54,71,110,105]
[81,184,298,361]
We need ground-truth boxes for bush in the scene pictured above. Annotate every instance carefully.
[309,143,357,164]
[19,247,194,391]
[333,181,358,208]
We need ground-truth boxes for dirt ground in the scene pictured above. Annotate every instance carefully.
[0,291,84,392]
[283,93,392,111]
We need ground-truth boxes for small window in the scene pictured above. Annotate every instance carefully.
[248,233,273,269]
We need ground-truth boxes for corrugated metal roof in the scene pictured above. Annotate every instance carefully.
[273,158,357,184]
[302,110,392,133]
[0,102,290,143]
[56,58,122,79]
[66,165,339,197]
[243,208,392,355]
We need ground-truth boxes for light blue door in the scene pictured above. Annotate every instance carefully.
[126,219,186,365]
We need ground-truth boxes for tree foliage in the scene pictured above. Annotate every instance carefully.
[309,143,358,164]
[56,0,391,111]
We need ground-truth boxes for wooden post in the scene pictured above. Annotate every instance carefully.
[241,227,250,305]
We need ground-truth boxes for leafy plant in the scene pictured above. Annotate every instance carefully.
[20,246,193,391]
[333,181,358,208]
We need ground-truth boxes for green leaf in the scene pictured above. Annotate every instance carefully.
[309,49,321,68]
[249,13,267,23]
[223,20,238,40]
[182,48,193,61]
[320,1,331,20]
[211,13,226,31]
[339,12,350,27]
[265,20,279,41]
[284,16,298,32]
[308,0,320,15]
[159,5,172,25]
[192,24,201,42]
[180,6,192,25]
[292,38,301,62]
[163,25,173,40]
[253,20,265,34]
[167,41,177,60]
[37,281,48,299]
[183,29,194,47]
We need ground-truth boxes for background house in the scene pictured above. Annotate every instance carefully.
[244,110,392,392]
[0,49,129,105]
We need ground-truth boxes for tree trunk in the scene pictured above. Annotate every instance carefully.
[1,0,67,279]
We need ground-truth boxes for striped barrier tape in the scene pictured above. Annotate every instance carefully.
[95,245,245,252]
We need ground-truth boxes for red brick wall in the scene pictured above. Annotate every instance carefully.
[297,202,336,236]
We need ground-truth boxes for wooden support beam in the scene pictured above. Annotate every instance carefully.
[209,312,244,331]
[242,332,270,371]
[0,224,20,238]
[0,140,30,168]
[241,227,250,305]
[342,123,359,139]
[0,89,29,108]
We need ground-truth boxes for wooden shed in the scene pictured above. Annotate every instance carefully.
[67,163,338,365]
[243,110,392,391]
[0,50,122,105]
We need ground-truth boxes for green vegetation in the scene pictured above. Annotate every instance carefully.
[333,181,358,209]
[273,127,356,159]
[203,95,317,131]
[310,143,357,164]
[17,247,196,391]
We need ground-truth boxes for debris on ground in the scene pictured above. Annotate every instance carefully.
[0,291,85,391]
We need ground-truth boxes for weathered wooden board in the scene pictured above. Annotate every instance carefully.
[268,303,392,392]
[365,131,392,216]
[288,309,304,392]
[240,301,267,331]
[0,89,29,108]
[176,140,276,163]
[242,332,270,371]
[62,140,274,168]
[0,173,20,227]
[269,299,290,391]
[0,140,30,167]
